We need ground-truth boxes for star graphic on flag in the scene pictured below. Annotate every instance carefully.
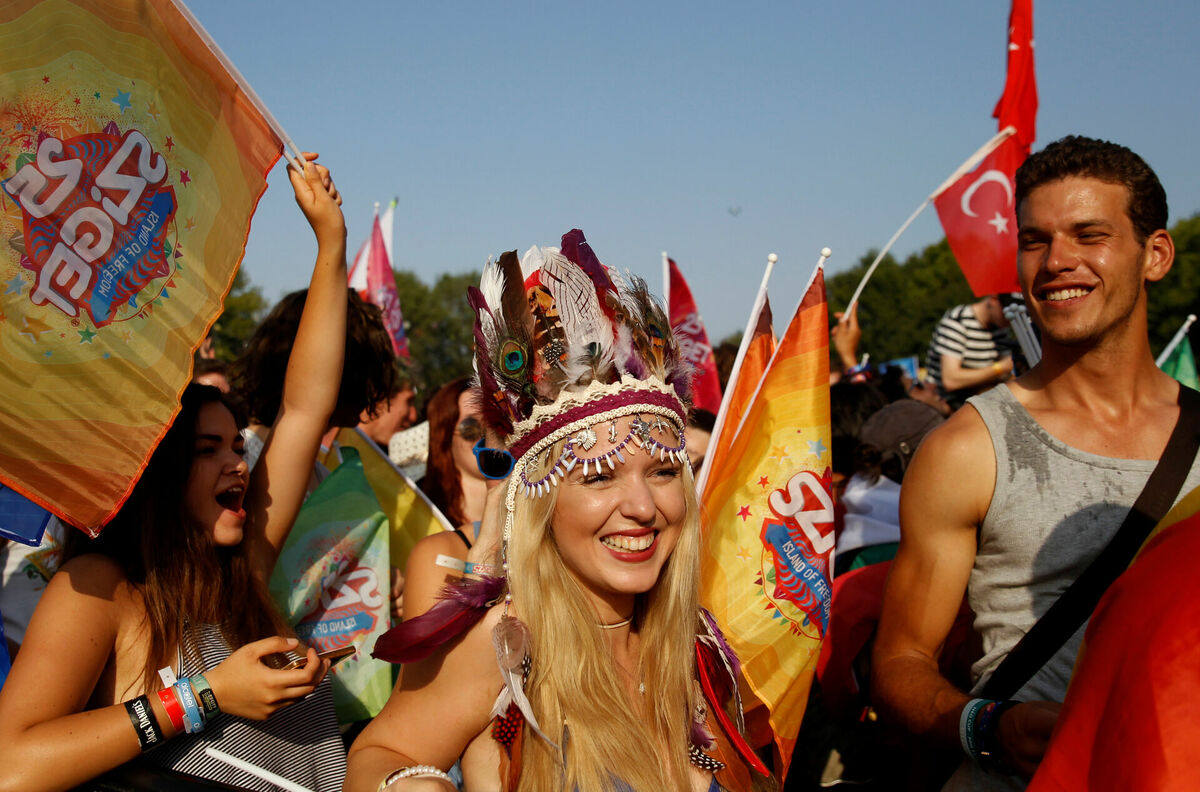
[147,101,160,121]
[74,97,81,106]
[165,136,174,151]
[737,505,751,521]
[112,90,132,113]
[769,445,790,462]
[5,275,23,295]
[179,170,191,186]
[987,211,1009,234]
[120,330,133,343]
[184,217,196,232]
[736,546,753,562]
[42,75,49,83]
[93,91,101,99]
[808,438,828,458]
[758,476,770,489]
[20,314,51,341]
[78,327,97,343]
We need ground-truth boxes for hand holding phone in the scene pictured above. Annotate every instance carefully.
[281,644,356,671]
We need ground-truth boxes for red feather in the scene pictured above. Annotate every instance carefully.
[695,641,770,776]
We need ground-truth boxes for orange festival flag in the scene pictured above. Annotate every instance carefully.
[699,264,833,781]
[0,0,283,532]
[696,289,776,498]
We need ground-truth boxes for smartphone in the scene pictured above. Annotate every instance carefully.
[281,644,356,671]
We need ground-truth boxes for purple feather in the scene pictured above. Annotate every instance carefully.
[700,607,742,678]
[560,229,616,301]
[372,575,505,664]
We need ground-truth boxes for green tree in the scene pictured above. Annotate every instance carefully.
[825,239,974,366]
[209,268,268,361]
[394,269,481,398]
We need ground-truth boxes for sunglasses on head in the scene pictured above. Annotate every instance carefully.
[457,416,484,442]
[473,438,515,480]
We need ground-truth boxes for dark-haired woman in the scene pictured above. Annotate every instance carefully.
[403,378,494,620]
[0,155,349,792]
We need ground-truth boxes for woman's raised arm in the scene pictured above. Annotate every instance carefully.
[242,153,348,577]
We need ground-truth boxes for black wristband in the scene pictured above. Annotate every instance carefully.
[125,695,164,752]
[977,699,1020,771]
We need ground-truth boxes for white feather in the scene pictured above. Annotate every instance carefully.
[541,250,612,368]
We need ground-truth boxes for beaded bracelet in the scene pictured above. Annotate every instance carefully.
[379,765,455,791]
[125,695,163,751]
[157,686,186,733]
[174,678,205,734]
[190,673,220,720]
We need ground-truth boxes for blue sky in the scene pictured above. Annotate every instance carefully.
[187,0,1200,343]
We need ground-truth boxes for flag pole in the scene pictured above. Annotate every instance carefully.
[169,0,306,171]
[728,248,831,445]
[661,251,671,315]
[1156,314,1198,367]
[845,126,1017,313]
[696,252,778,496]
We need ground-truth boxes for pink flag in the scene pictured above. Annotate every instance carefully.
[932,0,1037,297]
[667,258,722,414]
[350,207,408,359]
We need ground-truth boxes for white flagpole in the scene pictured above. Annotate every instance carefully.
[845,126,1017,313]
[728,248,831,445]
[695,252,778,496]
[661,251,671,315]
[1156,314,1198,367]
[169,0,306,171]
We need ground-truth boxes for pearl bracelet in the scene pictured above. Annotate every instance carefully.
[379,765,454,790]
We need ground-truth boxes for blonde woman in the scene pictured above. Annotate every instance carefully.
[346,232,775,792]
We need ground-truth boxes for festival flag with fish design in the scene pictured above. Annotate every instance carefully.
[0,0,281,533]
[699,265,832,781]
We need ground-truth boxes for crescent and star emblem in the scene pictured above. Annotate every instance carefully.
[960,169,1014,234]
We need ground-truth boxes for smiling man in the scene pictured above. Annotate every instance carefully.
[871,136,1200,791]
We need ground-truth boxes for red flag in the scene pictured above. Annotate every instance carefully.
[667,258,722,414]
[933,0,1037,297]
[993,0,1038,152]
[1028,488,1200,792]
[350,209,409,359]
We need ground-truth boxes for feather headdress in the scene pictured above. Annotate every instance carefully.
[470,229,693,453]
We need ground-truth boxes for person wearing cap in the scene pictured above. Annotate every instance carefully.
[835,400,945,576]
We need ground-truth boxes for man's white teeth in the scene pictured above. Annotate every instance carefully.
[1044,287,1089,302]
[601,534,654,552]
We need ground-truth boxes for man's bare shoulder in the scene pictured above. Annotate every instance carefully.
[901,400,996,537]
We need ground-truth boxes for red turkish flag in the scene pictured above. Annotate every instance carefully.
[667,258,722,414]
[933,138,1023,296]
[933,0,1036,297]
[994,0,1038,153]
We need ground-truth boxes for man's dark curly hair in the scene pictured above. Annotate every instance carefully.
[1015,135,1168,242]
[230,289,399,426]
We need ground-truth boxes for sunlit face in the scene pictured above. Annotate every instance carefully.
[548,415,687,617]
[185,402,249,547]
[360,386,418,444]
[1017,177,1159,348]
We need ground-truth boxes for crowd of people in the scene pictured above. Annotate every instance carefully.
[0,134,1195,792]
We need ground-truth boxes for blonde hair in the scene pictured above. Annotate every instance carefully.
[506,436,703,791]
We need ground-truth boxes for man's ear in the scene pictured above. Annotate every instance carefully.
[1143,229,1175,283]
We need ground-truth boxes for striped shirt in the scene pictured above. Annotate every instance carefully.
[144,623,347,792]
[926,304,1010,402]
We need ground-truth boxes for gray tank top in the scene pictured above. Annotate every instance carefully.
[943,385,1200,792]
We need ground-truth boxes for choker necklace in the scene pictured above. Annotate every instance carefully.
[597,616,633,630]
